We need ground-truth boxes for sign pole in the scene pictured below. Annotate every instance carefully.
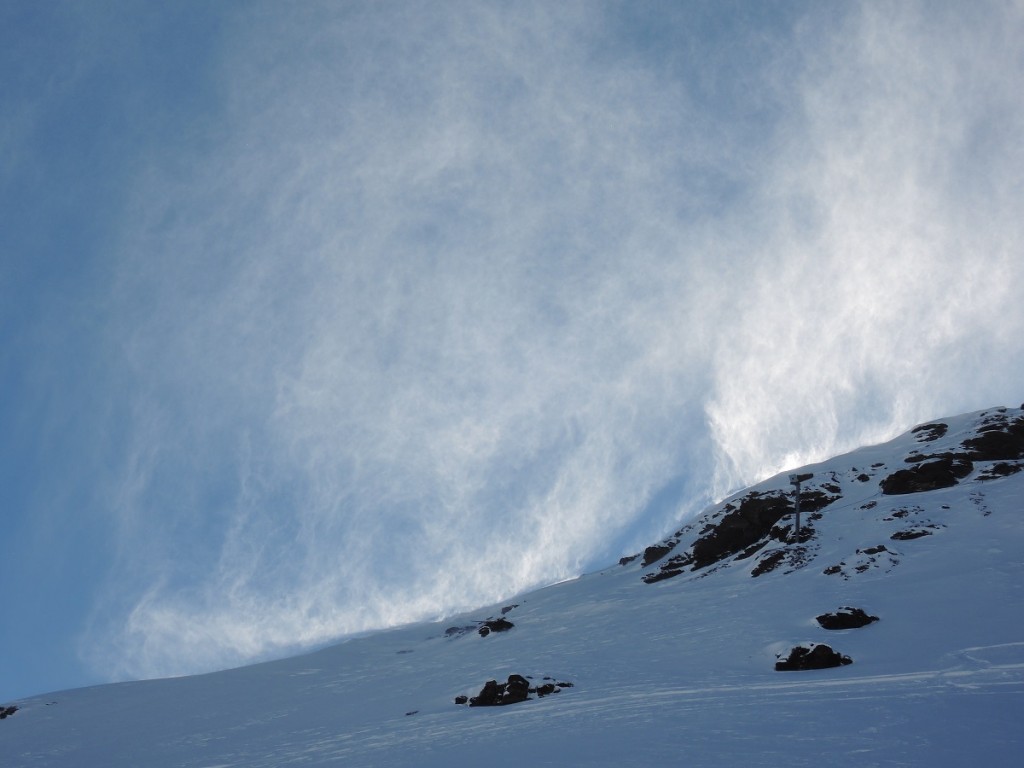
[788,472,813,543]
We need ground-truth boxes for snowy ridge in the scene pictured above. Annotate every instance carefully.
[3,406,1023,766]
[633,405,1024,584]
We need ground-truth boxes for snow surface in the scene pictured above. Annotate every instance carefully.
[3,407,1023,767]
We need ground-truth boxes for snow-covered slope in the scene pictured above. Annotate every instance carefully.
[4,407,1023,767]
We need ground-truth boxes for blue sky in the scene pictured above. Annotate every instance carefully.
[2,1,1023,701]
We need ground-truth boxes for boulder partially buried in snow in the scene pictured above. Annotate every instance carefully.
[815,607,879,630]
[478,618,514,637]
[880,456,972,495]
[775,644,852,671]
[457,675,574,706]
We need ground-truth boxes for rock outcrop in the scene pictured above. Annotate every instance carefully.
[478,618,514,637]
[880,456,973,495]
[455,675,574,707]
[639,485,838,583]
[815,607,879,630]
[775,644,852,671]
[444,607,518,639]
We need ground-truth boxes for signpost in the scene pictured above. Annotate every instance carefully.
[788,472,813,542]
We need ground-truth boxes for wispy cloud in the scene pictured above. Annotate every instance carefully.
[76,1,1024,680]
[706,1,1024,492]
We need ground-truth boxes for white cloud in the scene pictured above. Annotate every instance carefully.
[705,0,1024,492]
[80,1,1024,680]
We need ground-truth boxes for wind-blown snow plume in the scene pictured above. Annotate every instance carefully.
[705,1,1024,493]
[77,1,1024,679]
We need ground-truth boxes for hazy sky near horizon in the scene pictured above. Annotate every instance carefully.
[3,0,1023,700]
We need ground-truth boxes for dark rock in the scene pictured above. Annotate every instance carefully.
[665,552,694,570]
[799,490,842,513]
[912,422,948,442]
[642,543,675,567]
[880,456,973,495]
[470,679,503,707]
[736,540,769,560]
[787,525,816,544]
[502,674,530,704]
[463,675,571,707]
[857,473,871,482]
[642,567,685,584]
[891,529,932,541]
[978,423,1007,433]
[816,607,879,630]
[750,549,786,578]
[691,492,792,569]
[859,545,889,555]
[0,705,18,719]
[977,462,1024,480]
[642,551,693,583]
[903,450,962,465]
[479,618,514,636]
[619,554,639,566]
[692,493,835,573]
[500,604,519,615]
[962,416,1024,460]
[775,644,852,671]
[823,564,843,576]
[640,486,838,583]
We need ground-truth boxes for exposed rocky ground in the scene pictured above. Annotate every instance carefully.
[775,644,852,671]
[443,606,519,638]
[815,607,879,630]
[632,407,1024,586]
[454,675,574,707]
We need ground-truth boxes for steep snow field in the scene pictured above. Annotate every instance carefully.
[3,407,1023,766]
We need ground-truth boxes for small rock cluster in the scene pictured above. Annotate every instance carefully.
[775,605,878,671]
[477,618,514,637]
[880,412,1024,495]
[0,705,18,720]
[815,607,879,630]
[444,606,518,638]
[823,544,900,579]
[455,675,574,707]
[775,644,852,671]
